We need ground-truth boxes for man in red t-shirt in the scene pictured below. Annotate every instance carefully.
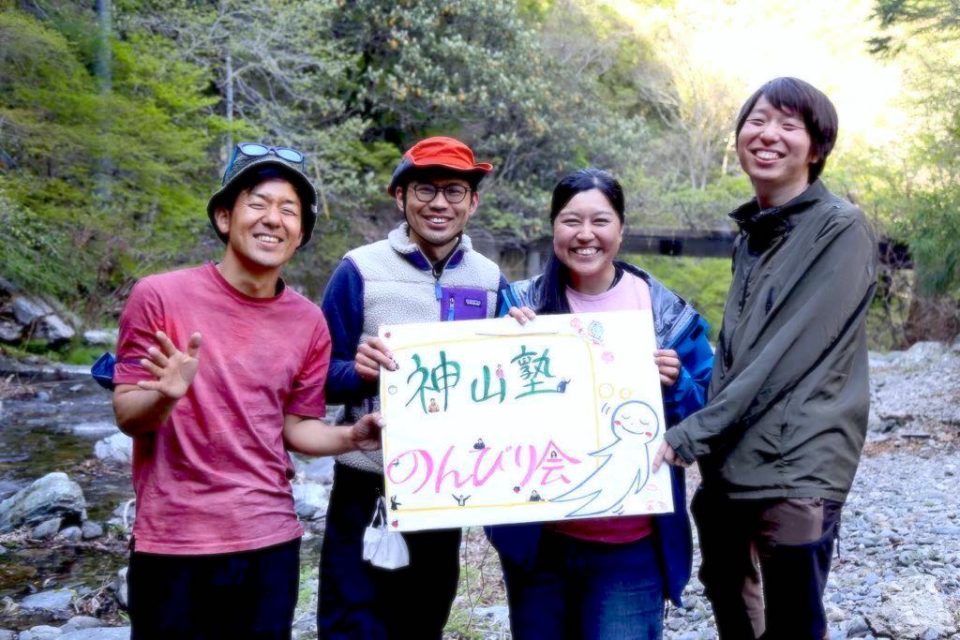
[113,143,382,640]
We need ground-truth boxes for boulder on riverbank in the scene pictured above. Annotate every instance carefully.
[93,433,132,465]
[0,279,75,348]
[0,472,86,534]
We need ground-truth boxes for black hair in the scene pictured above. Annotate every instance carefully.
[735,77,839,184]
[219,166,309,213]
[537,168,625,314]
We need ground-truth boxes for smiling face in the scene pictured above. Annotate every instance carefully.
[611,400,659,443]
[396,177,478,262]
[736,95,817,208]
[215,177,303,280]
[552,188,623,294]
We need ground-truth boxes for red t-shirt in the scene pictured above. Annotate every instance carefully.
[547,272,655,544]
[114,263,330,554]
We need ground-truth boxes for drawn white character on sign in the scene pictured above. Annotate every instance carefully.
[552,400,660,517]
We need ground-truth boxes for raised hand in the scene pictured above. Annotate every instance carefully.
[137,331,202,399]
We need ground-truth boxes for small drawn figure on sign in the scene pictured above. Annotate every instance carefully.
[495,364,504,380]
[553,400,661,517]
[587,320,605,344]
[452,494,471,506]
[390,496,401,511]
[428,398,440,413]
[473,438,486,450]
[529,490,542,502]
[556,378,571,393]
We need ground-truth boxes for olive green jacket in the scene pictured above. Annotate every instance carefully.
[664,181,878,502]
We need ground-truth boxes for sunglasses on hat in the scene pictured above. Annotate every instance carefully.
[223,143,305,182]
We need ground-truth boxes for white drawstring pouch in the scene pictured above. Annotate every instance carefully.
[362,496,410,570]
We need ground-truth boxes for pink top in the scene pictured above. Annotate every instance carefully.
[115,263,330,554]
[549,271,655,544]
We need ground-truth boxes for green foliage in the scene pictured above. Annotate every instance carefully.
[866,0,960,297]
[870,0,960,53]
[328,0,653,233]
[0,5,225,308]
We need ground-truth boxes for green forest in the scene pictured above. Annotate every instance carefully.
[1,0,959,348]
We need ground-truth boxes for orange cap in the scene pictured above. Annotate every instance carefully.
[387,136,493,194]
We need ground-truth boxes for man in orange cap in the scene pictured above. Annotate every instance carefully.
[318,136,508,638]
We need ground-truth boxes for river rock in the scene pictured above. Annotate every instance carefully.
[107,500,135,531]
[18,626,61,640]
[868,575,958,639]
[293,455,335,484]
[20,589,75,614]
[115,567,128,608]
[82,329,117,346]
[94,433,132,464]
[35,314,75,344]
[0,472,86,533]
[0,630,15,640]
[12,295,52,325]
[58,525,83,542]
[32,517,63,540]
[61,616,102,633]
[0,319,21,342]
[81,521,103,540]
[71,422,118,438]
[10,295,75,345]
[61,629,130,640]
[292,483,328,520]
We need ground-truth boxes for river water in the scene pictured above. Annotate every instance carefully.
[0,365,324,630]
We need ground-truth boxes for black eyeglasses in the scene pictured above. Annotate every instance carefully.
[411,183,471,204]
[224,143,305,176]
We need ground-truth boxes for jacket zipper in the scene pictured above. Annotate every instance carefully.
[432,242,460,321]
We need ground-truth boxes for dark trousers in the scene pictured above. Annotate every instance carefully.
[691,487,842,640]
[501,530,664,640]
[128,537,301,640]
[318,463,461,640]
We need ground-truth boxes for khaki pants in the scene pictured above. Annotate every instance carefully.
[691,487,842,640]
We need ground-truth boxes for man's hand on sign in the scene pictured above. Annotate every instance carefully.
[652,440,691,473]
[356,336,397,382]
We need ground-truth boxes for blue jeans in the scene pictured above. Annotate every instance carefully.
[501,530,665,640]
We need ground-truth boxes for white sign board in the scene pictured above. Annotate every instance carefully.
[378,310,672,531]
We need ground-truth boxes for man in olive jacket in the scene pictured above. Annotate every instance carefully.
[653,77,878,639]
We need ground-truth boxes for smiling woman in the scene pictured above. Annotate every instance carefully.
[486,168,715,640]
